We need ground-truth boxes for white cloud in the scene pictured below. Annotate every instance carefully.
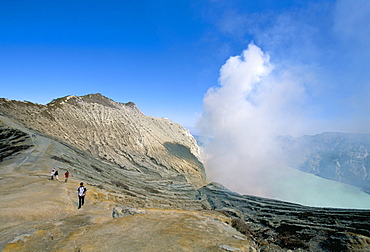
[198,43,310,197]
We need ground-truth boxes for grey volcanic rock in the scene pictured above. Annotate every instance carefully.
[280,132,370,193]
[112,206,146,218]
[200,182,370,251]
[0,94,206,188]
[0,125,33,162]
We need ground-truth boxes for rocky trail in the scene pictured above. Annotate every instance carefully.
[0,152,251,251]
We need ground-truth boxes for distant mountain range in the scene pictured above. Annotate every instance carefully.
[280,132,370,193]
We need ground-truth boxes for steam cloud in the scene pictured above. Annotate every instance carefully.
[198,43,304,197]
[197,43,370,208]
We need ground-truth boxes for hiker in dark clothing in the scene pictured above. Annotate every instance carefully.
[64,171,70,182]
[50,167,56,180]
[78,182,87,209]
[54,170,59,181]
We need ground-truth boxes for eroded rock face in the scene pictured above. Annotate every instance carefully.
[199,182,370,251]
[0,94,206,188]
[0,125,33,162]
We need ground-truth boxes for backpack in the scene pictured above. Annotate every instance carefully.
[78,186,86,196]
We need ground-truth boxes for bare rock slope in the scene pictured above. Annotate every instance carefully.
[0,94,206,188]
[0,113,252,251]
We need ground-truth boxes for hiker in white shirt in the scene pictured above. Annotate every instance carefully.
[50,167,55,180]
[77,182,87,209]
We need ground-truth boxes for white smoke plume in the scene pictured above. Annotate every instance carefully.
[197,43,308,197]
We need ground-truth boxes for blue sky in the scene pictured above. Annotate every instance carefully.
[1,0,370,134]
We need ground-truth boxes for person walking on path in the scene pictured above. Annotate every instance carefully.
[50,167,56,180]
[64,171,70,182]
[78,182,87,209]
[54,169,59,181]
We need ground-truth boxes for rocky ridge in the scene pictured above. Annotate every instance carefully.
[1,94,370,251]
[0,94,206,188]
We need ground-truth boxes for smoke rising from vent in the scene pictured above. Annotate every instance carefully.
[197,43,370,208]
[198,43,302,195]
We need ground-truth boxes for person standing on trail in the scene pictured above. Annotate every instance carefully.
[78,182,87,209]
[64,171,70,182]
[54,169,59,181]
[50,167,55,180]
